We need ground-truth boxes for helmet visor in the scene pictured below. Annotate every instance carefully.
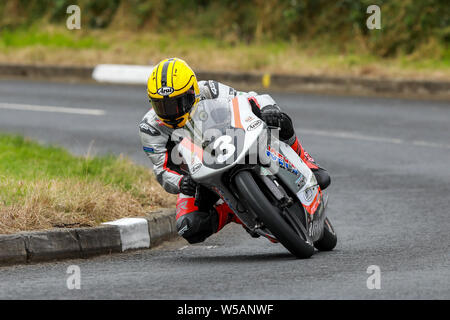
[151,90,195,120]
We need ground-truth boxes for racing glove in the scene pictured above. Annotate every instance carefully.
[179,175,198,196]
[260,105,282,128]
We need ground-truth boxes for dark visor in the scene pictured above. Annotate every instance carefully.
[151,90,195,120]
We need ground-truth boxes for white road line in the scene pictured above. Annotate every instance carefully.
[0,102,106,116]
[299,128,404,144]
[298,128,450,150]
[412,140,450,149]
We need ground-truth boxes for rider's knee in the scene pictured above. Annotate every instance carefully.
[313,168,331,190]
[176,210,218,244]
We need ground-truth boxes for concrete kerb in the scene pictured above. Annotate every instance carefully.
[0,63,449,100]
[145,208,178,247]
[0,64,94,82]
[0,208,177,266]
[0,234,27,265]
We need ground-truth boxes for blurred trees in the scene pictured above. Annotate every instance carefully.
[0,0,448,57]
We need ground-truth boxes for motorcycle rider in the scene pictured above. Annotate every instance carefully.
[140,58,330,244]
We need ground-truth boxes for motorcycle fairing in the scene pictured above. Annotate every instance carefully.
[264,137,327,241]
[176,96,328,242]
[178,96,266,182]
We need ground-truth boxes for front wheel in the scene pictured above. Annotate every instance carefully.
[314,217,337,251]
[234,171,315,259]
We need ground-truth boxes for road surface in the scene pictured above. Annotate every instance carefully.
[0,79,449,299]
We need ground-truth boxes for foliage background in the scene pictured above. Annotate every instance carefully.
[1,0,448,57]
[0,1,448,79]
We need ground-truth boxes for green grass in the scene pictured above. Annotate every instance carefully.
[0,134,140,192]
[0,25,448,80]
[0,27,108,49]
[0,134,176,234]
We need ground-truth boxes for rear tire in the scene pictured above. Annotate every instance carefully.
[234,171,314,259]
[314,217,337,251]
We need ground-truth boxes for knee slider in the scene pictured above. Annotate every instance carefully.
[176,210,218,244]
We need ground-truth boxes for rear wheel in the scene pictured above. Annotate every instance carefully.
[234,170,315,259]
[314,217,337,251]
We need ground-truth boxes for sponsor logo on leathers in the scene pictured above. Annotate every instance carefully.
[140,119,161,136]
[206,81,219,99]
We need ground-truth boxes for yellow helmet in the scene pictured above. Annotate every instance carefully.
[147,58,200,128]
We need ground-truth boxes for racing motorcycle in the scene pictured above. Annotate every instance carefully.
[175,95,337,258]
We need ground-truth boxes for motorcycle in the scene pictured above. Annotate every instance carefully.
[174,95,337,258]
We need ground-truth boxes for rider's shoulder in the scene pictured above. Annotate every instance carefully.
[141,108,157,123]
[199,80,236,100]
[139,109,169,137]
[250,94,277,107]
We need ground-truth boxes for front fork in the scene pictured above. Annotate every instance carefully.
[256,171,314,245]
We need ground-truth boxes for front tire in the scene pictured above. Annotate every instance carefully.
[314,217,337,251]
[234,171,315,259]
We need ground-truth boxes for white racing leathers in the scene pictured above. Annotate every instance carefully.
[139,80,274,194]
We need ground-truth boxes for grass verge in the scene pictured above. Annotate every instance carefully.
[0,26,449,81]
[0,133,176,234]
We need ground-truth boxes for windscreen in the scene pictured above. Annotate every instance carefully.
[180,98,245,169]
[185,98,232,140]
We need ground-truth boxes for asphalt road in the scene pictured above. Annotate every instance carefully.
[0,79,449,299]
